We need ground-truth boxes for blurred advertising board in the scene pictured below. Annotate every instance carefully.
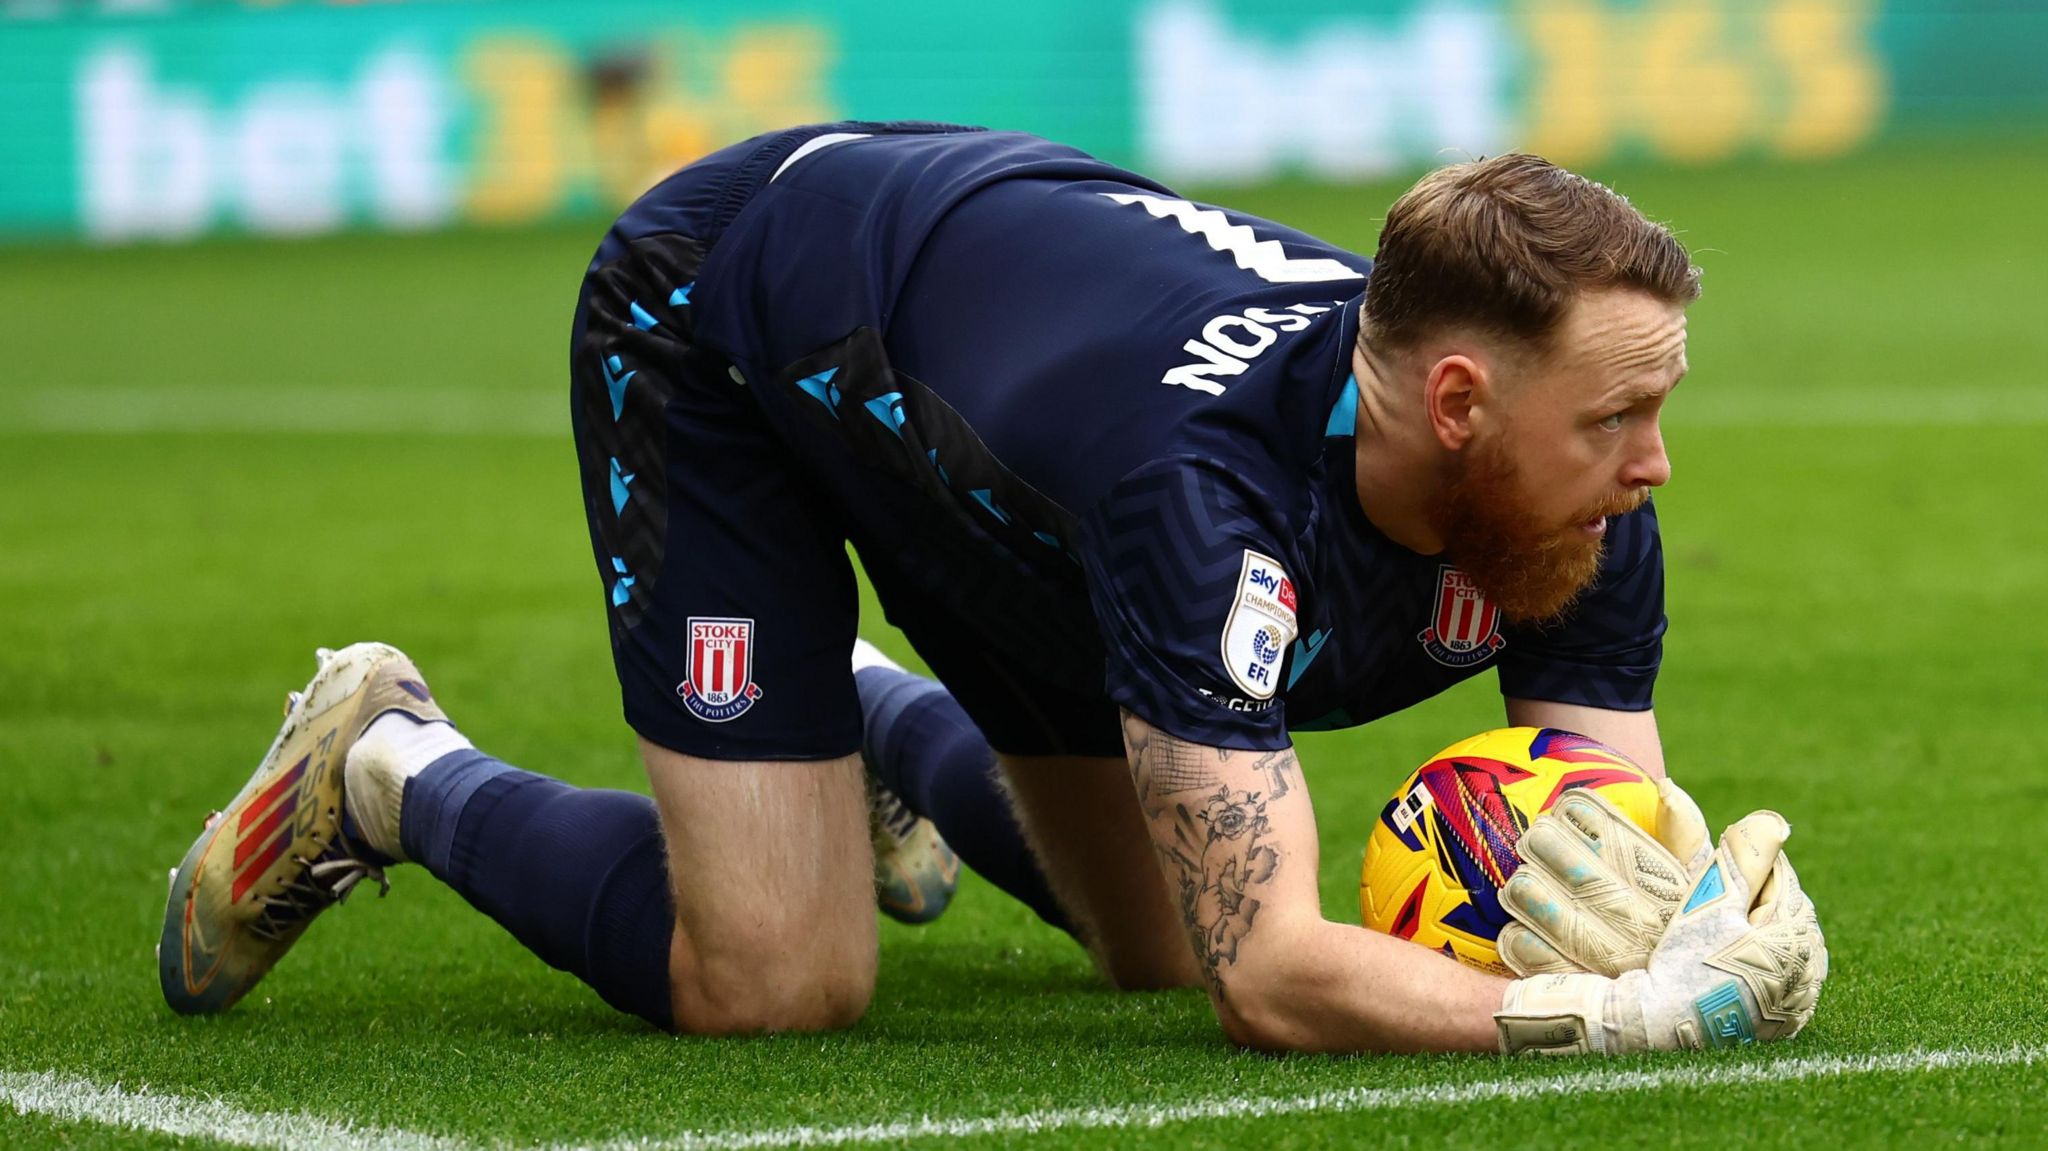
[0,0,2040,243]
[0,0,1129,242]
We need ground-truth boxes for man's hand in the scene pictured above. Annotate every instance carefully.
[1495,811,1828,1054]
[1497,778,1712,977]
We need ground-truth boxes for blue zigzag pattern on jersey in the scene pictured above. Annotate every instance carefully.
[1085,463,1265,642]
[1079,461,1295,747]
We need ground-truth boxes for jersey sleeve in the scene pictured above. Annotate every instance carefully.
[1495,499,1667,711]
[1077,455,1305,750]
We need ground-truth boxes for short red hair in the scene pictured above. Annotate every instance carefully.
[1361,154,1701,354]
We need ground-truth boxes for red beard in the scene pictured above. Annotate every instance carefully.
[1431,435,1647,625]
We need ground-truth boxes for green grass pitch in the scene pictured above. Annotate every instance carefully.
[2,138,2046,1149]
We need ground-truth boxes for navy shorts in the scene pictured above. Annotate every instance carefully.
[570,125,1123,762]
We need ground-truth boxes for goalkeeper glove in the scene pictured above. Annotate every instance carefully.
[1496,777,1710,977]
[1495,810,1828,1055]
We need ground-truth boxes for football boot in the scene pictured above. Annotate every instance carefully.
[869,778,962,925]
[854,639,962,925]
[158,642,445,1014]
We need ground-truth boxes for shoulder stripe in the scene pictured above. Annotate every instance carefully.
[770,132,874,183]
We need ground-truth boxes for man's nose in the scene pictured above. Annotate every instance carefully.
[1625,425,1672,489]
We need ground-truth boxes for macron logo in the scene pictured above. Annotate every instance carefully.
[1286,628,1330,690]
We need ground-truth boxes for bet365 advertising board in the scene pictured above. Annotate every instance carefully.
[0,0,2040,244]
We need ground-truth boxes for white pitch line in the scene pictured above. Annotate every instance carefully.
[0,1069,469,1151]
[5,1045,2042,1151]
[574,1044,2047,1151]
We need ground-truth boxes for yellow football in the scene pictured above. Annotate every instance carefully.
[1359,727,1658,975]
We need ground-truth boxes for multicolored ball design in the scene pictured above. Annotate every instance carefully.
[1359,726,1658,974]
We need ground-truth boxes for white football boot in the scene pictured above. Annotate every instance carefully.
[855,639,962,925]
[158,643,452,1014]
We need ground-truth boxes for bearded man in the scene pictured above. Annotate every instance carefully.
[161,121,1826,1055]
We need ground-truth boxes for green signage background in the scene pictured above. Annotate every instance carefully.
[0,0,2040,243]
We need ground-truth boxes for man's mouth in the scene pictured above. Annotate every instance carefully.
[1574,492,1648,540]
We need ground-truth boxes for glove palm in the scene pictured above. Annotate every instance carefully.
[1498,777,1709,977]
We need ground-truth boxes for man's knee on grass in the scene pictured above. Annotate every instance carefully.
[638,745,879,1035]
[666,920,877,1035]
[660,844,879,1035]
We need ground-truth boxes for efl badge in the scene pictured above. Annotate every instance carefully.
[1221,550,1299,699]
[1418,565,1505,668]
[678,617,765,723]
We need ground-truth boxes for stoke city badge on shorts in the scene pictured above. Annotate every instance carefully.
[1220,550,1299,700]
[678,616,765,722]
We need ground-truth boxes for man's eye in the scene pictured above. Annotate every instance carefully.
[1598,413,1625,431]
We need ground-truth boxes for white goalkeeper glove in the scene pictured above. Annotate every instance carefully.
[1495,810,1828,1055]
[1496,777,1712,977]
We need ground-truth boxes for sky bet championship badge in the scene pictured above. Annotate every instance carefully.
[1221,550,1299,700]
[1419,565,1506,668]
[678,617,765,722]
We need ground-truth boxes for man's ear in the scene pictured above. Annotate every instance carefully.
[1424,354,1484,450]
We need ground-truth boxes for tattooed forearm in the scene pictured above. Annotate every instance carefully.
[1250,748,1295,801]
[1122,713,1221,816]
[1121,713,1295,999]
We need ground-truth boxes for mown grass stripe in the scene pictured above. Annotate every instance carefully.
[5,385,2048,437]
[5,1045,2041,1151]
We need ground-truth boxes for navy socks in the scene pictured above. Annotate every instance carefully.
[392,668,1067,1032]
[855,667,1073,935]
[400,750,676,1030]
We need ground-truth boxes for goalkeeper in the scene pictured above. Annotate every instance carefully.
[159,121,1826,1055]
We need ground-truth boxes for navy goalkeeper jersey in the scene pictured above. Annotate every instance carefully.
[616,124,1665,751]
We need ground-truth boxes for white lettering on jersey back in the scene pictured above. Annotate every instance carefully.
[1203,314,1275,358]
[1099,193,1363,396]
[1162,303,1332,395]
[1101,192,1367,284]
